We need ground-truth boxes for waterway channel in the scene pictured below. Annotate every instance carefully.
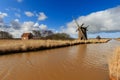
[0,40,119,80]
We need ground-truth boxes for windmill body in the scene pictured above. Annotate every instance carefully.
[73,18,88,40]
[77,27,84,40]
[81,27,88,40]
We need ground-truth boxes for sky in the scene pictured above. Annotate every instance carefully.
[0,0,120,38]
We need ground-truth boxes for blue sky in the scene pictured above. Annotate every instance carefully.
[0,0,120,38]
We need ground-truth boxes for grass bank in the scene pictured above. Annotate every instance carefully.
[109,48,120,80]
[115,38,120,41]
[0,39,110,54]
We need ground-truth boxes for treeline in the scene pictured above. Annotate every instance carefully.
[32,30,74,40]
[0,31,13,39]
[0,30,73,40]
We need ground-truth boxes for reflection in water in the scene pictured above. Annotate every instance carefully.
[0,40,120,80]
[66,44,87,60]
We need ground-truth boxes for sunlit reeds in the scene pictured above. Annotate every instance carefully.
[109,48,120,80]
[0,39,110,54]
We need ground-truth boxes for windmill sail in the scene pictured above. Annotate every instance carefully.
[73,17,88,40]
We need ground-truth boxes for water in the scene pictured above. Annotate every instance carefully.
[0,40,120,80]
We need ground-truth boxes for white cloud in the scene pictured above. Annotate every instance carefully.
[0,12,8,18]
[6,8,21,12]
[17,0,23,3]
[11,8,21,12]
[21,21,35,32]
[15,13,21,18]
[8,21,48,38]
[0,12,8,26]
[8,21,36,38]
[0,12,48,38]
[25,11,34,17]
[0,20,39,38]
[33,22,39,27]
[14,19,19,22]
[0,19,4,26]
[62,6,120,37]
[10,19,21,30]
[38,12,47,21]
[39,24,47,30]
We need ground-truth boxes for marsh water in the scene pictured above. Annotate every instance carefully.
[0,40,120,80]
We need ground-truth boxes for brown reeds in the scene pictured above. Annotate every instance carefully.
[109,48,120,80]
[0,39,110,54]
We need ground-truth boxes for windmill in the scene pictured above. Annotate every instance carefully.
[73,17,88,40]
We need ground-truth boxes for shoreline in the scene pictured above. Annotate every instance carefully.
[0,39,110,55]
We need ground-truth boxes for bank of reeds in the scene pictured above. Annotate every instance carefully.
[109,48,120,80]
[116,38,120,41]
[0,39,110,54]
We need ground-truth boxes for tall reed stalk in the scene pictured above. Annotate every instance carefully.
[109,48,120,80]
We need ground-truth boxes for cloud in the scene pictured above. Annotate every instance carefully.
[6,8,21,13]
[21,21,35,32]
[39,24,47,30]
[17,0,23,3]
[33,22,39,27]
[0,12,8,26]
[38,12,47,21]
[0,20,48,38]
[9,21,36,38]
[11,8,21,12]
[62,6,120,37]
[25,11,34,17]
[10,19,21,30]
[33,23,48,30]
[15,13,21,18]
[0,12,8,18]
[0,18,4,26]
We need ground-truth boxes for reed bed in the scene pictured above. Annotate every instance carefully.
[109,48,120,80]
[116,38,120,41]
[0,39,110,54]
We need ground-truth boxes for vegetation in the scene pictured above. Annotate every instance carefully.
[32,30,73,40]
[109,48,120,80]
[96,35,101,40]
[44,33,74,40]
[0,31,13,39]
[32,30,41,38]
[41,30,54,37]
[115,38,120,41]
[0,39,110,54]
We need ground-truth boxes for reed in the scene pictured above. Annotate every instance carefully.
[109,48,120,80]
[0,39,110,54]
[116,38,120,41]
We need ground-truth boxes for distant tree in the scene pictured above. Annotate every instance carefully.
[96,35,101,40]
[0,31,13,39]
[32,30,41,38]
[41,30,54,37]
[45,33,73,40]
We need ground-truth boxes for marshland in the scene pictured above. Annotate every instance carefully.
[109,39,120,80]
[0,23,117,80]
[0,21,118,80]
[0,39,120,80]
[0,39,110,54]
[1,0,120,79]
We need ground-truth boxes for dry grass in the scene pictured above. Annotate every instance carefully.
[0,39,110,54]
[109,48,120,80]
[116,38,120,41]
